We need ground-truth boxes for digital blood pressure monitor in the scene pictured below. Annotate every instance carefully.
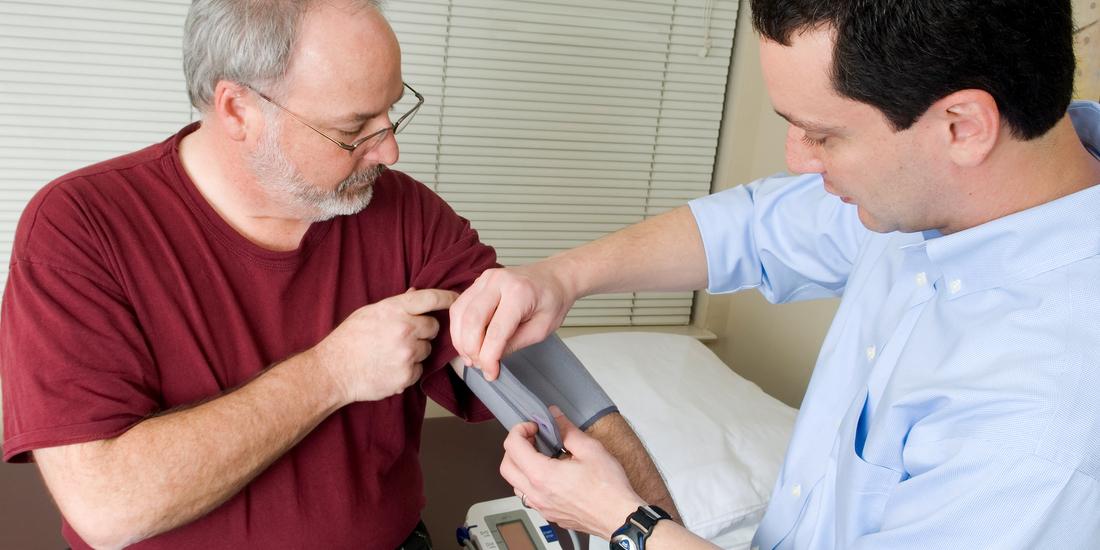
[460,496,564,550]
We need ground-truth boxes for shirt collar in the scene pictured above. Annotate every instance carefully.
[921,101,1100,299]
[1070,101,1100,159]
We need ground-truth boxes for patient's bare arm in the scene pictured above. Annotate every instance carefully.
[583,413,681,523]
[448,351,678,519]
[34,290,455,549]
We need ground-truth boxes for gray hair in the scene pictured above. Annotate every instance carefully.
[183,0,383,112]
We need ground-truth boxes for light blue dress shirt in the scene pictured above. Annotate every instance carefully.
[688,101,1100,549]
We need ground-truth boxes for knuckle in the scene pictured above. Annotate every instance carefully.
[498,462,510,479]
[398,322,415,339]
[527,471,548,491]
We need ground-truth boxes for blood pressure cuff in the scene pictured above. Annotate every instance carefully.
[462,333,618,457]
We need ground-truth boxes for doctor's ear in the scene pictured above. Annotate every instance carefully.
[211,80,259,142]
[931,89,1001,168]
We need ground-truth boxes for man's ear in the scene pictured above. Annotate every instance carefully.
[930,89,1001,167]
[211,80,256,142]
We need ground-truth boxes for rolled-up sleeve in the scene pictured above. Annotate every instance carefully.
[688,173,868,303]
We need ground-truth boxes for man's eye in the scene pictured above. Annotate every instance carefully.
[801,134,828,147]
[339,128,363,137]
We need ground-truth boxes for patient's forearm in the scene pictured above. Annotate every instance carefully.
[584,413,681,523]
[33,351,342,548]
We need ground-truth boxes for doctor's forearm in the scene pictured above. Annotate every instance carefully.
[33,350,344,549]
[647,521,721,549]
[585,413,681,523]
[546,206,708,300]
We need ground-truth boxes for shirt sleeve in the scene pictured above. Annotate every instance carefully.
[853,438,1100,549]
[399,174,498,422]
[2,183,159,463]
[688,173,870,303]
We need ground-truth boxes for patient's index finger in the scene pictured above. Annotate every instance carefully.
[401,288,458,314]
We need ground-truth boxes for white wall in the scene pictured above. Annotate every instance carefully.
[1076,0,1099,100]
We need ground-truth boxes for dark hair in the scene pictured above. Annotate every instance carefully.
[750,0,1076,140]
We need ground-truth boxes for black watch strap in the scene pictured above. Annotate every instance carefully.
[609,504,671,550]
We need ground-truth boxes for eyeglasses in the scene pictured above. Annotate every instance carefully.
[246,82,423,155]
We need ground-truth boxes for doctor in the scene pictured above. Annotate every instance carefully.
[450,0,1100,548]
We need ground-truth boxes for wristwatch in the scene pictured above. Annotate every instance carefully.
[609,504,671,550]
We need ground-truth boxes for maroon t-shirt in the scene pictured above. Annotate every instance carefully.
[0,123,496,548]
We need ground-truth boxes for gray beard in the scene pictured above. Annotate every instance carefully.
[249,122,383,222]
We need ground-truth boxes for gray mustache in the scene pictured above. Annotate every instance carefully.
[336,165,387,194]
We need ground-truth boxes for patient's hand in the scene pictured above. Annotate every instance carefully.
[499,406,645,539]
[314,288,457,403]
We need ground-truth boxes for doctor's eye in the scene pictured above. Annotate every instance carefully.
[800,134,828,147]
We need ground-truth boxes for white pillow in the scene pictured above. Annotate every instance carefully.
[561,332,797,546]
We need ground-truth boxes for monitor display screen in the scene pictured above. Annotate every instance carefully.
[498,519,537,550]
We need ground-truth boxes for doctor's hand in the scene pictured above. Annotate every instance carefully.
[499,407,646,540]
[450,263,575,380]
[313,288,458,404]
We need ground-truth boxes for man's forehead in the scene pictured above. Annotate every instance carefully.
[336,81,406,124]
[757,29,875,133]
[282,1,402,118]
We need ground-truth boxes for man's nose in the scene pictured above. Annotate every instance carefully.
[361,130,400,167]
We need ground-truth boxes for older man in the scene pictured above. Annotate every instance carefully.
[0,1,673,548]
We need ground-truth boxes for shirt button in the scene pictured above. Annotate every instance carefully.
[915,272,928,287]
[791,483,802,498]
[949,279,963,294]
[866,346,877,361]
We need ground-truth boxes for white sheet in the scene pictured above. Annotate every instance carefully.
[560,332,797,550]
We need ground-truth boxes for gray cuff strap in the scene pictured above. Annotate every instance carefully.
[463,333,619,457]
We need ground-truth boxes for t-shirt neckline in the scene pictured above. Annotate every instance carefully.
[165,122,333,270]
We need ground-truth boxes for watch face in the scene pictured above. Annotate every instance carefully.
[610,534,637,550]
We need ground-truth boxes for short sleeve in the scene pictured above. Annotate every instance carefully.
[2,184,159,463]
[689,173,869,302]
[398,175,497,422]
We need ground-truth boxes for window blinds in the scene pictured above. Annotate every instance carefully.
[0,0,195,292]
[387,0,737,326]
[0,0,736,327]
